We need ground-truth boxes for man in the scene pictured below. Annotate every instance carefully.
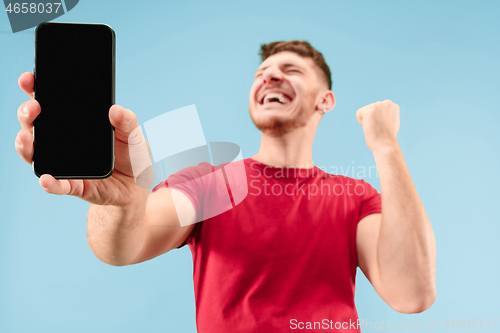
[15,40,436,332]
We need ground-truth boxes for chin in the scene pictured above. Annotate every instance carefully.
[249,101,312,136]
[250,113,297,137]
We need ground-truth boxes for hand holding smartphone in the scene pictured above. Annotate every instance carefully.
[15,22,153,205]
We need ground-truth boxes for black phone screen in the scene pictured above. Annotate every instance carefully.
[34,22,115,179]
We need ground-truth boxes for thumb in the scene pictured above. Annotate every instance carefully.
[109,104,141,144]
[109,104,153,189]
[355,106,366,126]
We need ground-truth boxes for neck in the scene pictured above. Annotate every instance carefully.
[252,121,318,169]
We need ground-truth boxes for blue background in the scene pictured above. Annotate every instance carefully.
[1,1,499,332]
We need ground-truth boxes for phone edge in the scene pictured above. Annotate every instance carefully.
[32,22,116,180]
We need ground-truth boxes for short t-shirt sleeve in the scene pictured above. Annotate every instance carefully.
[358,180,382,222]
[151,162,213,248]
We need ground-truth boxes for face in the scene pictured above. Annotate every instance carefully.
[249,51,328,137]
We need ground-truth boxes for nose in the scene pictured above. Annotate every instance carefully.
[262,66,283,84]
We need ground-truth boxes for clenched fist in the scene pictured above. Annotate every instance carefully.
[356,100,400,152]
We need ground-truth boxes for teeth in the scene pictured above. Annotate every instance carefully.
[263,92,290,105]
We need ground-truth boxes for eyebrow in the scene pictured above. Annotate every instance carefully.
[255,63,304,75]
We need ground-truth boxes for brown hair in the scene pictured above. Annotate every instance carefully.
[259,40,332,90]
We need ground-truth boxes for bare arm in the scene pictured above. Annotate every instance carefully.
[357,144,436,313]
[15,72,196,267]
[87,187,196,266]
[356,100,436,313]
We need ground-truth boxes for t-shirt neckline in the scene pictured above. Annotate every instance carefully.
[245,157,323,179]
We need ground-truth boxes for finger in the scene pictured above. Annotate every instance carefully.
[356,107,365,125]
[109,105,142,144]
[39,174,83,196]
[15,129,34,164]
[18,72,34,99]
[127,128,154,189]
[109,105,153,186]
[17,99,41,132]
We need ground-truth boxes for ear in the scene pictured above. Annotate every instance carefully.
[316,90,335,114]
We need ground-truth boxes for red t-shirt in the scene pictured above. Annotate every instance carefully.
[153,157,381,332]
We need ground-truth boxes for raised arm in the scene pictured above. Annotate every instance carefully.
[355,100,436,313]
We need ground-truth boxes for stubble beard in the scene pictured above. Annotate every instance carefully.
[249,102,315,137]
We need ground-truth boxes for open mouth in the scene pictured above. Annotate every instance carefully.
[259,92,293,106]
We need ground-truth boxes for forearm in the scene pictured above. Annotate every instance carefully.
[87,188,150,266]
[373,142,436,308]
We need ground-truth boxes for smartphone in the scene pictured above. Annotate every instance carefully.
[33,22,115,179]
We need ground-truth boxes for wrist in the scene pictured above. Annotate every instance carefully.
[370,139,401,157]
[116,186,150,212]
[89,190,148,227]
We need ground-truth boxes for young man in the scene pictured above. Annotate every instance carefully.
[15,40,436,332]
